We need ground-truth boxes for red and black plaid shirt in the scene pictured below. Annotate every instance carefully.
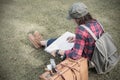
[65,20,104,60]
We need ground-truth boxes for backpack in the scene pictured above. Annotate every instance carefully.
[81,23,120,74]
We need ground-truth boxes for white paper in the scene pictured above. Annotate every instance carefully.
[47,64,52,70]
[45,32,75,53]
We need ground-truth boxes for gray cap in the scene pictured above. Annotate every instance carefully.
[67,2,88,20]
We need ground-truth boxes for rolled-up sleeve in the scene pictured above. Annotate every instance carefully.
[64,26,87,60]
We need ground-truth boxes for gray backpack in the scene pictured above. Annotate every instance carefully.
[81,24,120,74]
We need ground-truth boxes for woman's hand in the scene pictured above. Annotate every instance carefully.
[50,50,65,57]
[51,50,56,57]
[67,36,75,43]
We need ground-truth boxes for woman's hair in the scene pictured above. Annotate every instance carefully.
[76,13,93,25]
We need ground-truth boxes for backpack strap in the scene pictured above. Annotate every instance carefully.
[97,21,105,32]
[80,25,98,41]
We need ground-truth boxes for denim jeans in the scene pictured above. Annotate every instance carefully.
[47,38,57,47]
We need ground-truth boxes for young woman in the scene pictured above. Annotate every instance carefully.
[28,2,104,60]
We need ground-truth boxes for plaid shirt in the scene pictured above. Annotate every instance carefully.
[65,20,104,60]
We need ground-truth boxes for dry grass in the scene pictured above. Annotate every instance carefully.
[0,0,120,80]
